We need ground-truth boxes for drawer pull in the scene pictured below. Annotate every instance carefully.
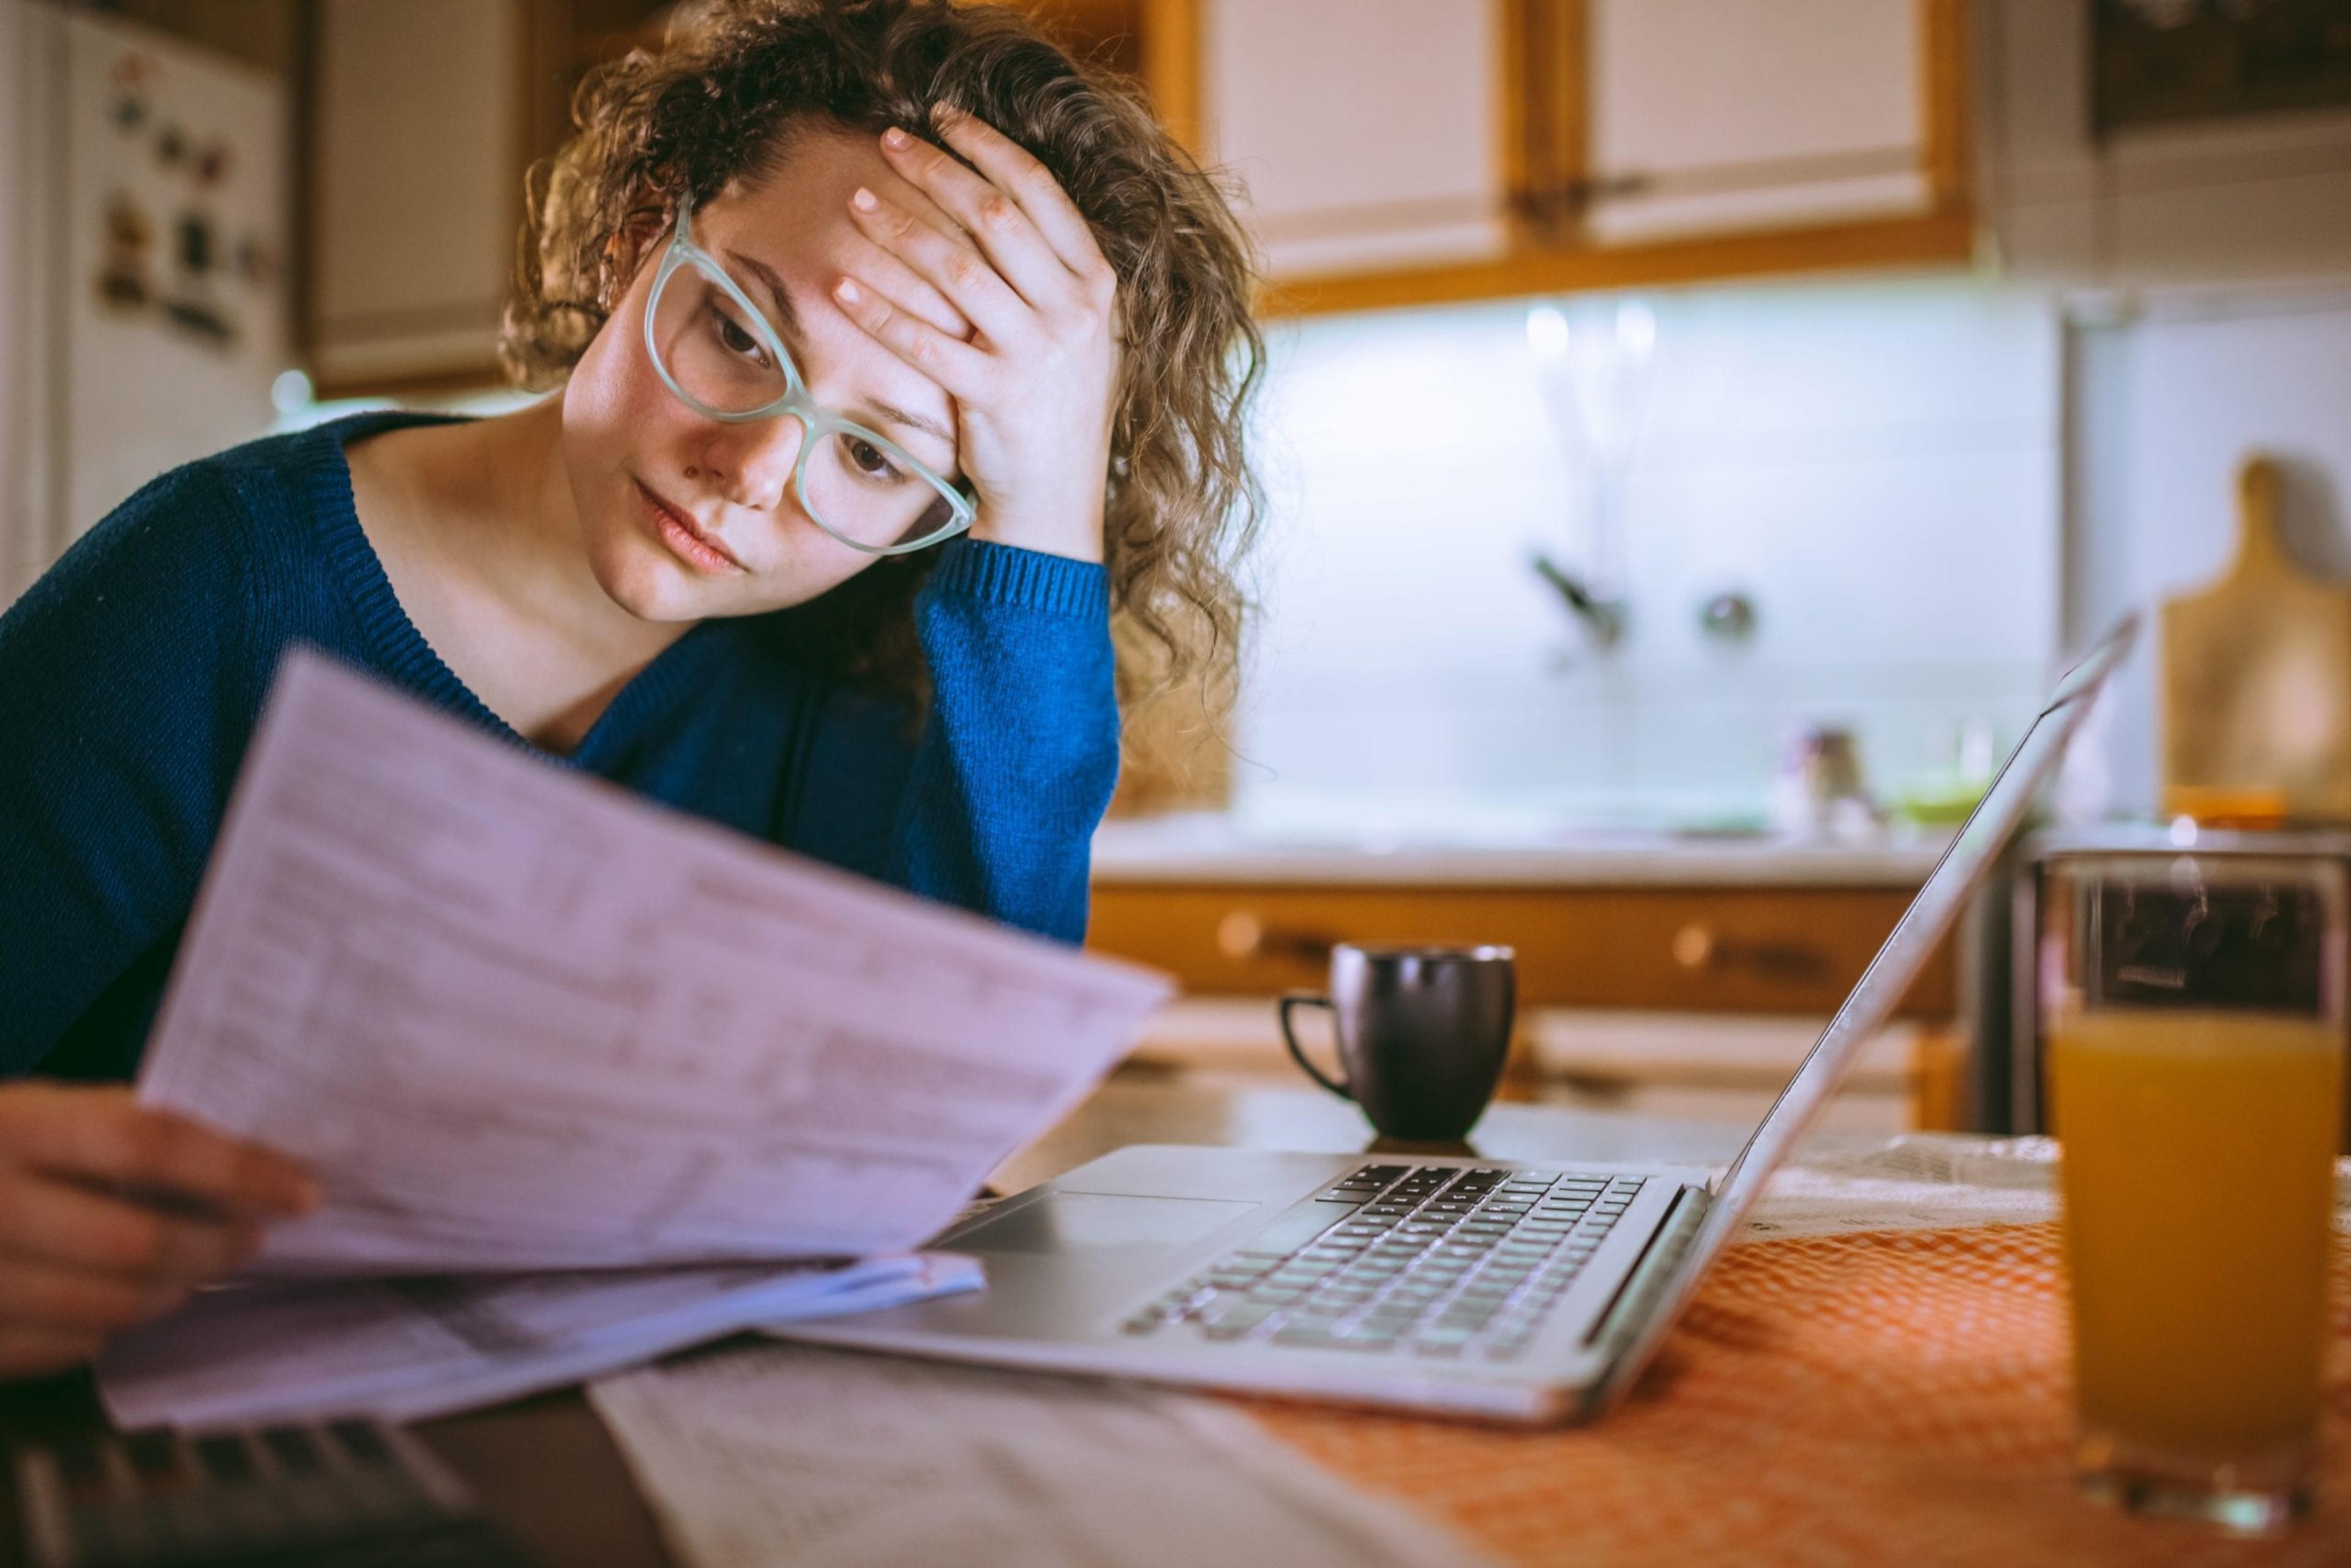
[1216,911,1335,964]
[1672,923,1828,981]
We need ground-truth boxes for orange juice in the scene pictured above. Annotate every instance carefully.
[2052,1008,2341,1466]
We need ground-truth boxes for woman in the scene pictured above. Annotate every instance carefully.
[0,0,1259,1376]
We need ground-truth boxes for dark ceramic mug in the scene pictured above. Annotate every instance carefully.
[1278,943,1517,1141]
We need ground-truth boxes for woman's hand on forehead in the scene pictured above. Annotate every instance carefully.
[834,174,972,341]
[832,105,1119,566]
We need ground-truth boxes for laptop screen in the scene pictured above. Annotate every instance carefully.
[1594,615,2139,1409]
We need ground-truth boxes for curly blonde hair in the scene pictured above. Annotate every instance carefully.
[502,0,1261,710]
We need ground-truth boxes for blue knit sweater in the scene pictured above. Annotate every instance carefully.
[0,412,1120,1081]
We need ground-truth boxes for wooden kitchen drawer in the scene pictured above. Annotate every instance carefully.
[1087,884,1956,1018]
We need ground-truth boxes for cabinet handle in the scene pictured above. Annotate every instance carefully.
[1509,173,1654,227]
[1216,911,1335,966]
[1672,923,1828,982]
[1571,172,1653,207]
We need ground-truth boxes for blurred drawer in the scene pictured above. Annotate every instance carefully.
[1087,884,1955,1018]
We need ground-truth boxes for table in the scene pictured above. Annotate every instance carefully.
[0,1071,1785,1568]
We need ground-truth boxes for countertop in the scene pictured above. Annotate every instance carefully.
[1090,812,1956,888]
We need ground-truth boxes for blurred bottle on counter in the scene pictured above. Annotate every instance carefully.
[1769,724,1878,840]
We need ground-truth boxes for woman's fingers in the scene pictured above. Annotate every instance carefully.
[0,1087,285,1364]
[0,1256,188,1333]
[832,276,988,400]
[840,227,972,340]
[879,123,1078,311]
[0,1085,317,1218]
[847,184,1026,342]
[931,107,1114,294]
[0,1325,107,1381]
[839,112,1119,563]
[0,1170,260,1281]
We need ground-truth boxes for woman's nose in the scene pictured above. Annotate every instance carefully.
[692,414,804,511]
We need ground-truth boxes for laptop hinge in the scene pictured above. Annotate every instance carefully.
[1582,1184,1709,1361]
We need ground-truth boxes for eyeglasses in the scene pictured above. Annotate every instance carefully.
[641,195,976,556]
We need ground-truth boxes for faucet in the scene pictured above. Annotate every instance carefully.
[1531,552,1626,653]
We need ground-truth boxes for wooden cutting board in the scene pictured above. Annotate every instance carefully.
[2161,454,2351,823]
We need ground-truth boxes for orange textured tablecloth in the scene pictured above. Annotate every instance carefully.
[1248,1223,2351,1567]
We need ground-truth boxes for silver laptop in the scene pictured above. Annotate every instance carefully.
[781,620,2136,1424]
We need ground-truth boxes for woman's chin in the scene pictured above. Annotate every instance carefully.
[581,501,865,623]
[586,532,725,623]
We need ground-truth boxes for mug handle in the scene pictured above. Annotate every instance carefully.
[1279,991,1352,1100]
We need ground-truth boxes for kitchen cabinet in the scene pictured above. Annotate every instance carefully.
[1166,0,1973,315]
[1089,881,1955,1017]
[293,1,1981,386]
[299,0,527,392]
[297,0,667,396]
[293,0,1176,394]
[1977,0,2351,290]
[1088,874,1969,1128]
[1199,0,1510,280]
[1580,0,1940,246]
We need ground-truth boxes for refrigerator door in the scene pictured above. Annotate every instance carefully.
[48,10,290,550]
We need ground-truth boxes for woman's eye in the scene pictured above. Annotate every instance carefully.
[706,304,768,367]
[846,438,903,482]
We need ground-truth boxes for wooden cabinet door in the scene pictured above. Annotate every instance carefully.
[1199,0,1512,282]
[304,0,523,391]
[1236,0,1973,315]
[1578,0,1939,246]
[1089,883,1957,1018]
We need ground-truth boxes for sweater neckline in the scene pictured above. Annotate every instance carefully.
[296,410,728,767]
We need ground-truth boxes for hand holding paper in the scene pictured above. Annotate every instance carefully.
[102,650,1167,1427]
[134,650,1169,1275]
[0,1083,318,1377]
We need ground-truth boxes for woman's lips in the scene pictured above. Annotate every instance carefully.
[635,480,746,576]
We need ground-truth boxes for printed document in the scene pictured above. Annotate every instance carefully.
[591,1342,1491,1568]
[135,649,1172,1274]
[99,1255,981,1431]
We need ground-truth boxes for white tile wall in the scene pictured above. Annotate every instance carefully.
[1234,277,2064,833]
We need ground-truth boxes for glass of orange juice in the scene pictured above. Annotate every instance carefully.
[2043,851,2344,1534]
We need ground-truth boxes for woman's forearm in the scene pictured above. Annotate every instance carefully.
[891,538,1118,942]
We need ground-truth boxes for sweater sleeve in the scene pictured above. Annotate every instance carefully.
[789,538,1119,943]
[0,467,261,1076]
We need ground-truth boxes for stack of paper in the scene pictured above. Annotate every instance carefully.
[100,650,1170,1428]
[100,1255,980,1429]
[590,1341,1490,1568]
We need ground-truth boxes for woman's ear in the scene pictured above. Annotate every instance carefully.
[599,198,673,307]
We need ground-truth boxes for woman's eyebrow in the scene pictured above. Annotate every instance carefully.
[726,249,804,341]
[724,247,956,456]
[865,396,955,453]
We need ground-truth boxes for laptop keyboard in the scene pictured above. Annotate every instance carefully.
[1119,1165,1647,1362]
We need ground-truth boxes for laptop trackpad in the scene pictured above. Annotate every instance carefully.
[959,1193,1256,1255]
